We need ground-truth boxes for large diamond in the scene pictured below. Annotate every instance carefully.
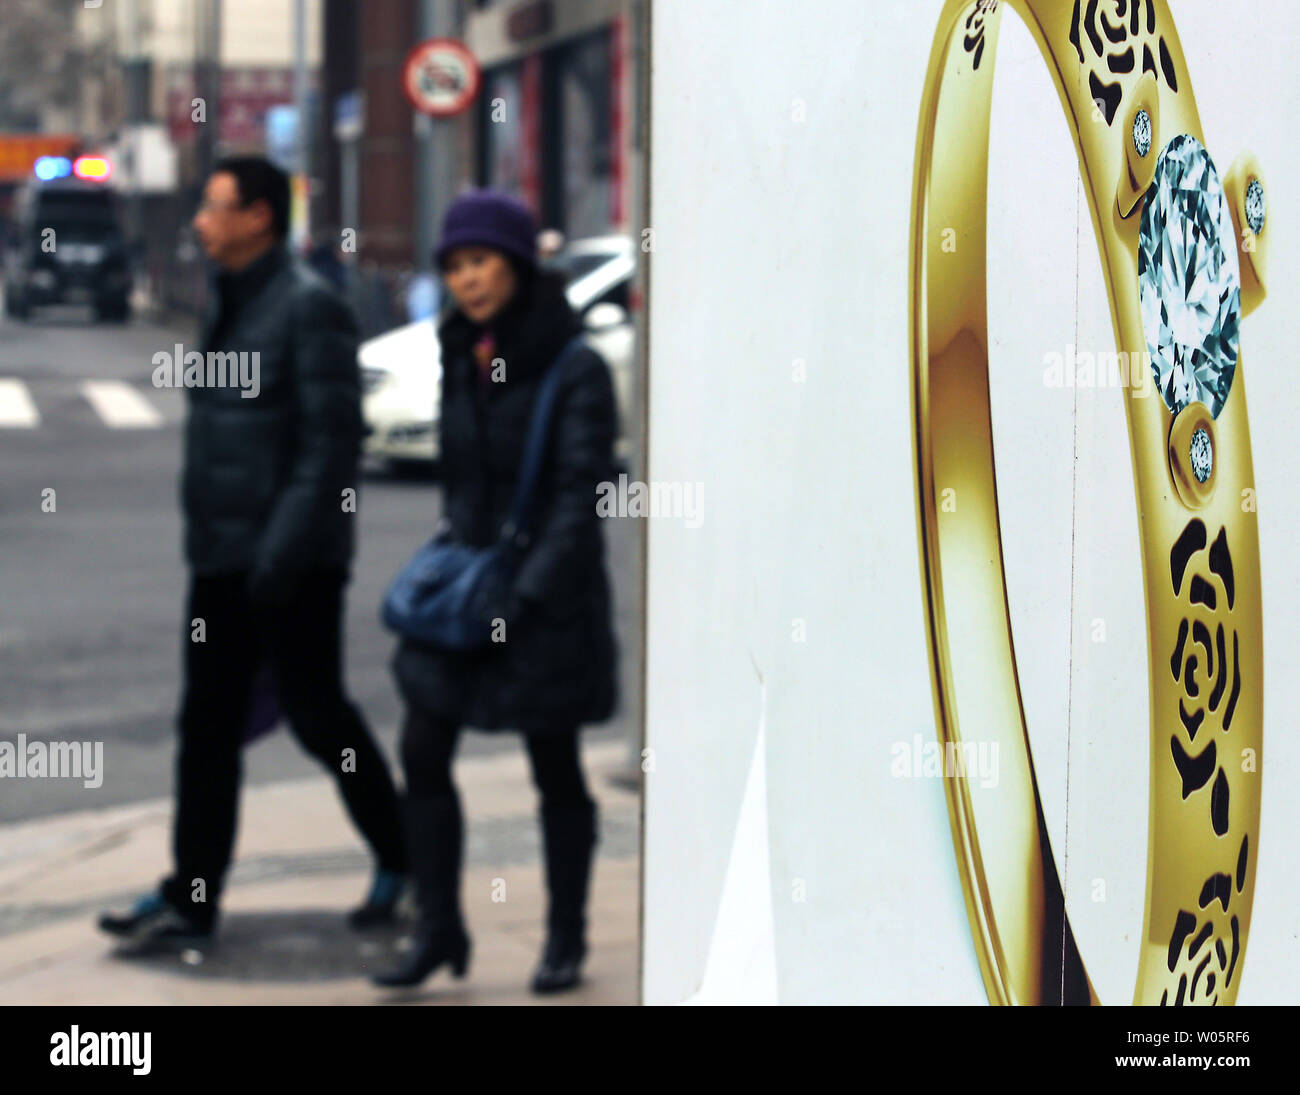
[1138,135,1241,418]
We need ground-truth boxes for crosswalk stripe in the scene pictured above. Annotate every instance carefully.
[0,379,39,428]
[79,380,164,428]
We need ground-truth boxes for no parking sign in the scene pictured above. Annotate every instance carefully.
[401,38,481,118]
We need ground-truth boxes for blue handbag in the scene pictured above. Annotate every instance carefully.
[380,334,587,651]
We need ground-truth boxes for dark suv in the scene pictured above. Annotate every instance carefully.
[4,176,132,322]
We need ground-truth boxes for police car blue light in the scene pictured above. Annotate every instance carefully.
[34,156,73,181]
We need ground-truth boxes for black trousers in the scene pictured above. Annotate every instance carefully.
[161,569,405,927]
[399,705,593,805]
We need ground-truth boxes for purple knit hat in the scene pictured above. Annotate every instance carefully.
[434,189,538,271]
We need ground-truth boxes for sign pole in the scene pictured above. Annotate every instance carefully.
[292,0,310,253]
[403,29,481,277]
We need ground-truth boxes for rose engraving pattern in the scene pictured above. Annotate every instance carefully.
[1162,518,1249,1005]
[962,0,999,71]
[1069,0,1180,125]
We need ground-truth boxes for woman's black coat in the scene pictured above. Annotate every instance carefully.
[391,267,620,734]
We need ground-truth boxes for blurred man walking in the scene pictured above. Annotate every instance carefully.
[98,157,406,947]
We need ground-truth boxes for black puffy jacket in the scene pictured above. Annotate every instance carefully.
[391,268,620,734]
[181,244,362,579]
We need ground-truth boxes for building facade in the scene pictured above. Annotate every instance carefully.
[466,0,639,240]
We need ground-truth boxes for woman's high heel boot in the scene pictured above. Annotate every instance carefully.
[372,795,471,988]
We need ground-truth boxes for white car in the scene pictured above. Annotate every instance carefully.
[360,235,636,470]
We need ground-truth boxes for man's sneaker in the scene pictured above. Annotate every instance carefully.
[347,869,408,930]
[97,892,213,949]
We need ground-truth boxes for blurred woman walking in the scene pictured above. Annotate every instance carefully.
[372,190,620,994]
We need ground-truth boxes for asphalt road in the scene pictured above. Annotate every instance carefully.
[0,302,640,823]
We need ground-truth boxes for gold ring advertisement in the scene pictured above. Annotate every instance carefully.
[910,0,1265,1006]
[642,0,1294,1022]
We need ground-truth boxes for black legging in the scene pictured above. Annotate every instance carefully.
[399,705,593,807]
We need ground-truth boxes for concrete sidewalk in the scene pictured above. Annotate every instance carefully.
[0,740,640,1005]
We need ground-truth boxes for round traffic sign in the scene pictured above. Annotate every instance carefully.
[402,38,481,118]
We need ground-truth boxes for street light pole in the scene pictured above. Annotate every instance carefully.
[195,0,222,187]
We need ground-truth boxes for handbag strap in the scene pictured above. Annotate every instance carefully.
[500,333,589,548]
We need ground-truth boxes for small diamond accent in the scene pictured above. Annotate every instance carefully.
[1190,428,1213,483]
[1132,110,1152,158]
[1245,177,1265,236]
